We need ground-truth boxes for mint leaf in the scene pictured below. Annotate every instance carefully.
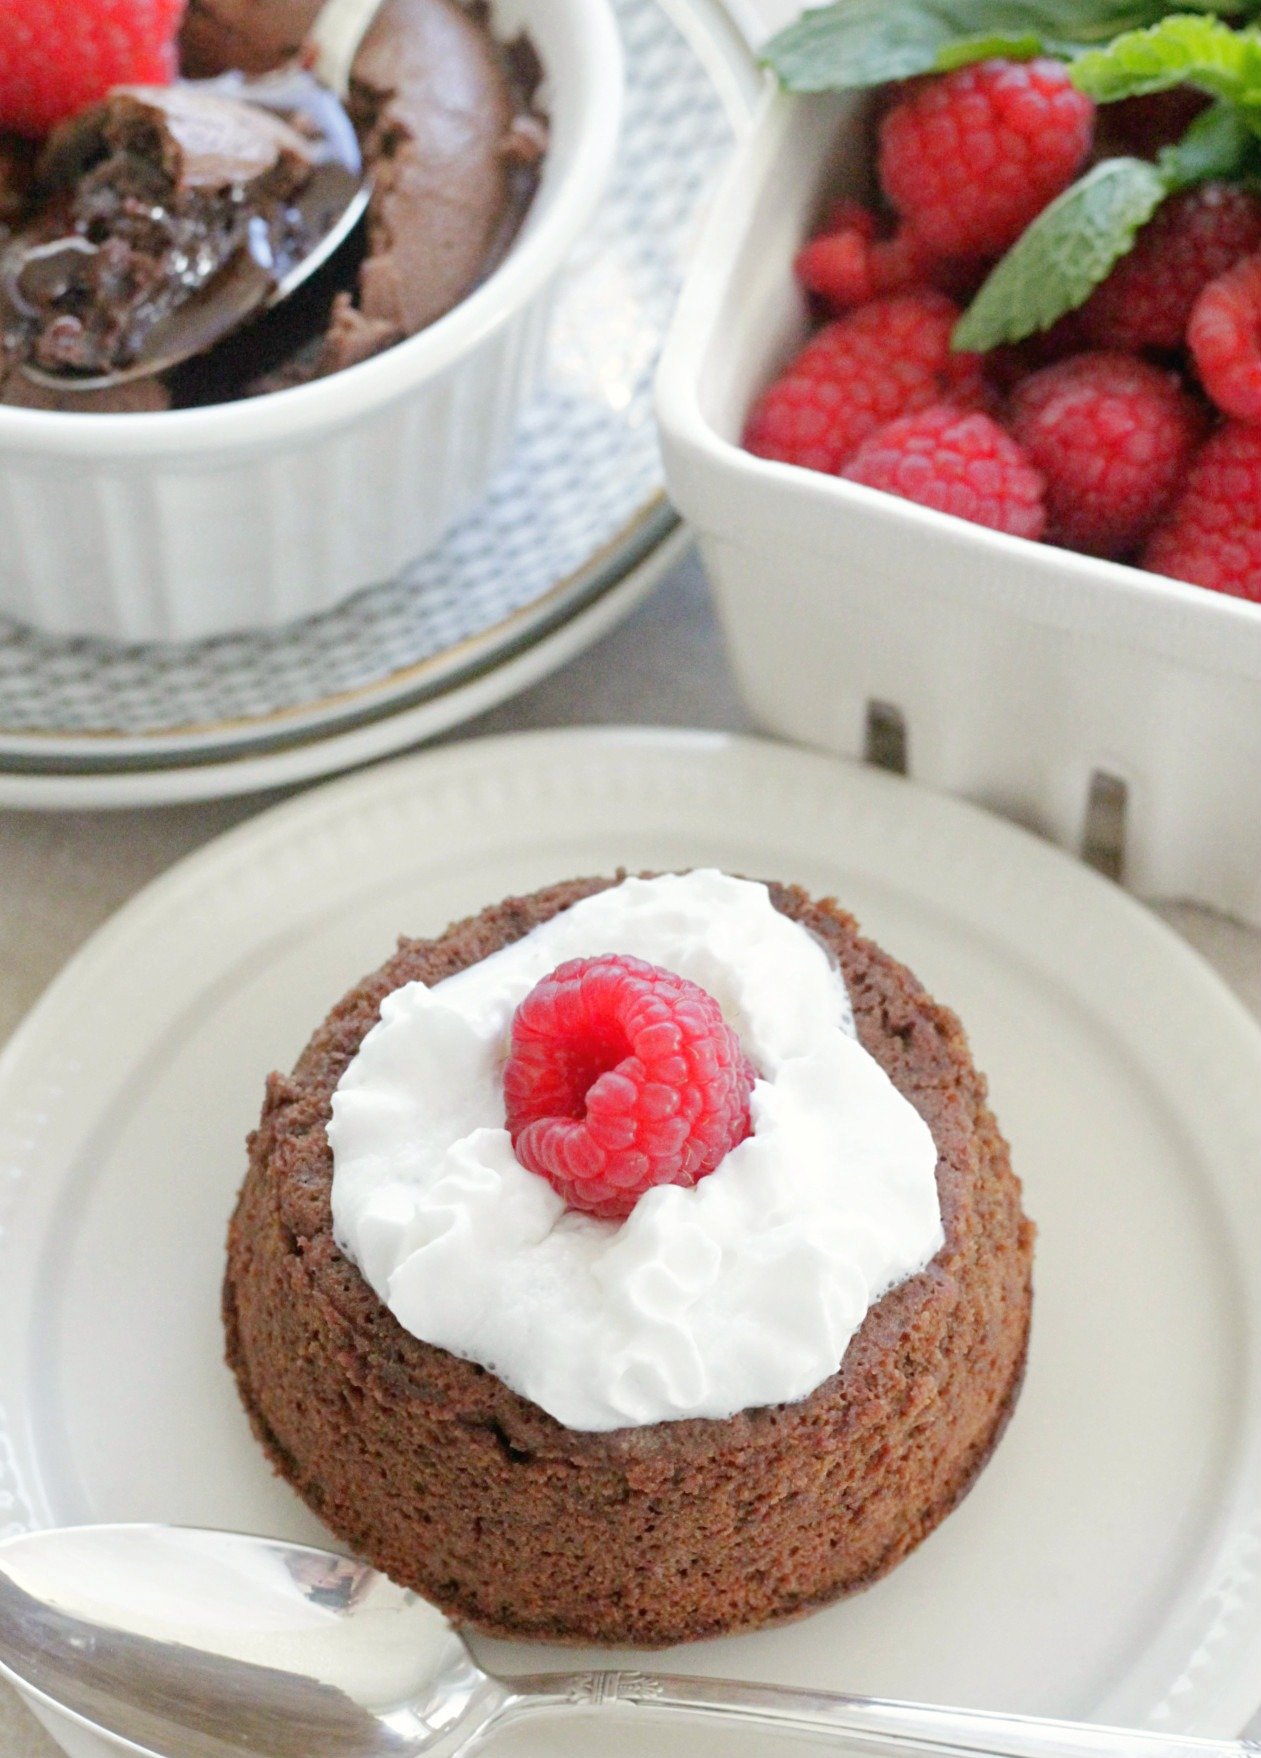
[933,31,1046,69]
[951,101,1256,350]
[762,0,1249,92]
[953,157,1168,349]
[763,0,1145,90]
[1070,14,1261,104]
[1158,98,1256,181]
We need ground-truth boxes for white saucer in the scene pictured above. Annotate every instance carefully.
[2,729,1261,1755]
[0,530,690,808]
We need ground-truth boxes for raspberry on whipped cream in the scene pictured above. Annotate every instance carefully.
[504,952,756,1220]
[328,871,943,1432]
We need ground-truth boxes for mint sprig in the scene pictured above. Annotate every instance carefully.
[1158,97,1256,180]
[952,90,1258,349]
[952,157,1168,348]
[762,0,1257,93]
[765,0,1261,353]
[1070,14,1261,116]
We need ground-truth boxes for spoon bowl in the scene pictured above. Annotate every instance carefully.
[16,71,368,395]
[0,1526,499,1758]
[17,0,381,394]
[0,1523,1257,1758]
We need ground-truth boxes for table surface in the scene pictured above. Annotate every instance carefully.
[3,550,1260,1755]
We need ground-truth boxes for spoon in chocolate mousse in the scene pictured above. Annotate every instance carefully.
[5,0,380,393]
[0,1523,1255,1758]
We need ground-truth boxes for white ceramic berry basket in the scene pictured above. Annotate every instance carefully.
[0,0,623,644]
[656,81,1261,930]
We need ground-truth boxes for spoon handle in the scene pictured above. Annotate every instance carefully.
[501,1672,1261,1758]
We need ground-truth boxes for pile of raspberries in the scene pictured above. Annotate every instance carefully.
[744,57,1261,601]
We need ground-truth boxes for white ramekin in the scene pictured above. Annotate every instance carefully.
[0,0,623,644]
[657,81,1261,930]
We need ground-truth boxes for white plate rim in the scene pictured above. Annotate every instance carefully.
[0,502,679,765]
[3,726,1261,1742]
[0,531,689,808]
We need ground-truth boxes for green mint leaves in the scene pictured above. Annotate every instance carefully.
[1157,97,1256,181]
[1070,13,1261,104]
[952,96,1257,349]
[761,0,1256,93]
[952,157,1168,347]
[764,0,1261,351]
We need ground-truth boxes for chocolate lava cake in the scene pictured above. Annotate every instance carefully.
[224,875,1033,1648]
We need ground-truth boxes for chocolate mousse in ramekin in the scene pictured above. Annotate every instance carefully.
[0,0,622,642]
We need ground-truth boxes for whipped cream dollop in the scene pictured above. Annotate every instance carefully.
[328,872,944,1432]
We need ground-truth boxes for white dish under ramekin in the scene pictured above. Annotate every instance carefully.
[0,0,623,644]
[657,81,1261,930]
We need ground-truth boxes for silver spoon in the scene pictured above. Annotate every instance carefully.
[16,0,380,394]
[0,1523,1256,1758]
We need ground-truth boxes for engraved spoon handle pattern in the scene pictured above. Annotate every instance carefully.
[498,1671,1261,1758]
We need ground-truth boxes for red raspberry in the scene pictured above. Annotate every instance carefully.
[796,224,925,311]
[879,59,1094,261]
[1188,252,1261,422]
[983,310,1093,395]
[1009,353,1205,557]
[821,197,878,239]
[1144,423,1261,601]
[0,0,185,138]
[1079,184,1261,352]
[795,201,982,312]
[743,290,987,474]
[503,954,756,1221]
[841,404,1047,539]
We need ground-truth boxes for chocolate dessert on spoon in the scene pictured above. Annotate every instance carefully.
[0,0,548,413]
[4,0,376,391]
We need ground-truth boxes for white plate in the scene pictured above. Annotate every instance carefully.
[3,728,1261,1757]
